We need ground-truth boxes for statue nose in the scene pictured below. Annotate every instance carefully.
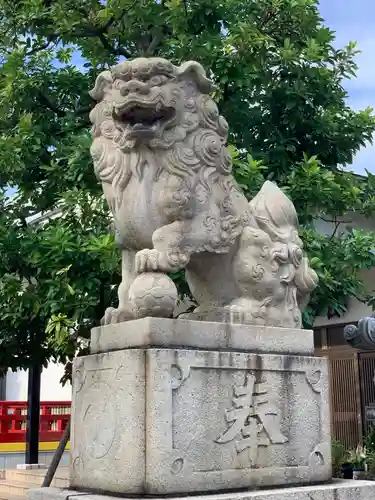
[121,80,150,95]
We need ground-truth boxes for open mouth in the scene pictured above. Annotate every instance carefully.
[118,103,176,132]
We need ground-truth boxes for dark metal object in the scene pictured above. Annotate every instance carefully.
[42,419,70,487]
[25,362,42,464]
[344,315,375,350]
[340,462,353,479]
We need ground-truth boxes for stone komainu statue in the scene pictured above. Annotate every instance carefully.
[344,316,375,350]
[89,57,318,327]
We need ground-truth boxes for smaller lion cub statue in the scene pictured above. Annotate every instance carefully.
[89,57,317,328]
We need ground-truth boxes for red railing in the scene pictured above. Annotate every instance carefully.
[0,401,71,443]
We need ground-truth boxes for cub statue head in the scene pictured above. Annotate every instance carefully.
[89,58,233,216]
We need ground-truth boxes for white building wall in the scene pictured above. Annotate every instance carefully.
[313,213,375,327]
[5,363,71,401]
[314,268,375,327]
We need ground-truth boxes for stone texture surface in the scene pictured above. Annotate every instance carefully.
[70,350,145,494]
[70,347,330,495]
[91,318,314,355]
[89,57,317,327]
[28,481,375,500]
[28,489,86,500]
[180,307,313,327]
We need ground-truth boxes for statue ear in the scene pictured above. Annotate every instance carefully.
[89,71,113,101]
[175,61,216,93]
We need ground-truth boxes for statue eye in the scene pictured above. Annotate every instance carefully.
[149,75,167,86]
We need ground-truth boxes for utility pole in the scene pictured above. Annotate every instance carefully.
[25,325,43,466]
[25,361,42,465]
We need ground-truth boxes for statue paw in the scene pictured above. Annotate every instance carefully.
[135,249,189,273]
[135,249,162,273]
[101,305,136,325]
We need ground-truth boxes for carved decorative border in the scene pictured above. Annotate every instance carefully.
[146,349,331,493]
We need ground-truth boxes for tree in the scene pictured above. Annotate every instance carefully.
[0,0,375,374]
[0,192,120,376]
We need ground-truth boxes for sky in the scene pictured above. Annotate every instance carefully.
[319,0,375,175]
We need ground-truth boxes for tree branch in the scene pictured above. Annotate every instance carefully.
[222,82,234,103]
[330,220,341,239]
[26,40,54,57]
[103,2,137,31]
[19,215,28,228]
[33,3,138,60]
[260,8,276,28]
[71,3,138,58]
[145,32,163,56]
[75,104,94,116]
[320,216,353,224]
[37,91,65,117]
[98,33,131,58]
[54,122,90,137]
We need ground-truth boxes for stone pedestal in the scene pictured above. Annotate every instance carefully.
[68,319,331,496]
[28,481,375,500]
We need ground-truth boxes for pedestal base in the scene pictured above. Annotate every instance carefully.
[68,319,331,495]
[70,345,331,495]
[28,481,375,500]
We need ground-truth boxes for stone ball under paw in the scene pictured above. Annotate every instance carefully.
[128,272,178,318]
